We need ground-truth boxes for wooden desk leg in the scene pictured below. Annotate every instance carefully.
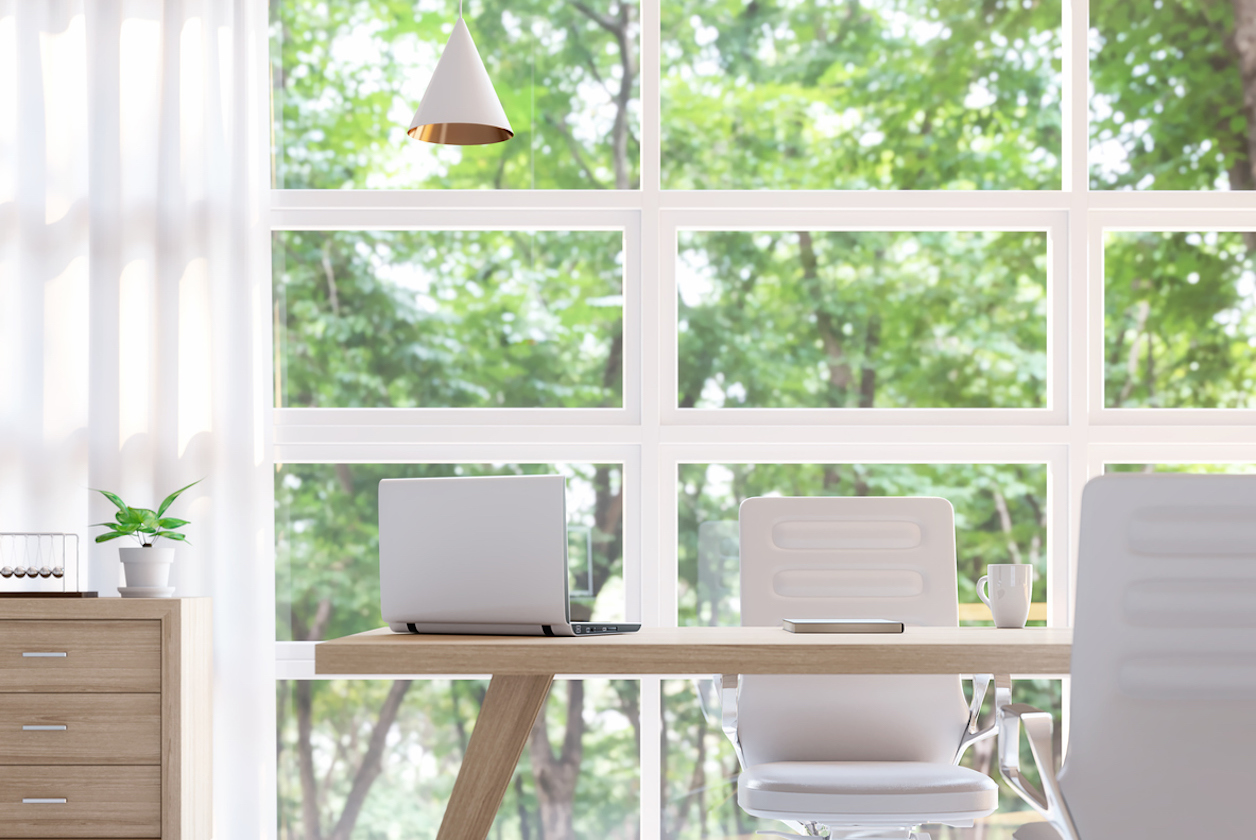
[437,673,555,840]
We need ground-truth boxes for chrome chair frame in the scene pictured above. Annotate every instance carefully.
[992,676,1079,840]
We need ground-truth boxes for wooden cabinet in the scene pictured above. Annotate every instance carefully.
[0,599,211,840]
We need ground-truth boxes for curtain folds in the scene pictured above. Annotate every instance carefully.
[0,0,274,836]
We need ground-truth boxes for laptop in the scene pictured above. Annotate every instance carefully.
[378,474,640,636]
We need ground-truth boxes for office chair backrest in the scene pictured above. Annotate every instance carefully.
[737,496,969,766]
[1062,474,1256,836]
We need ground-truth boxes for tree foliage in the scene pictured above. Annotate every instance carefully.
[1105,231,1256,407]
[271,0,640,189]
[662,0,1062,189]
[679,231,1047,408]
[275,231,623,408]
[1089,0,1251,191]
[1090,2,1256,409]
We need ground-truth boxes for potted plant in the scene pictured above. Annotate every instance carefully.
[92,480,199,594]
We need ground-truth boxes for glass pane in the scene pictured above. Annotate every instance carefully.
[274,230,623,408]
[661,0,1061,190]
[1104,232,1256,408]
[1090,1,1249,190]
[271,0,640,190]
[278,679,639,840]
[662,678,1059,840]
[1107,463,1256,475]
[276,463,625,641]
[678,463,1048,627]
[678,232,1048,409]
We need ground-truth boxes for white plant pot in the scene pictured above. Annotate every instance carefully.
[119,546,175,590]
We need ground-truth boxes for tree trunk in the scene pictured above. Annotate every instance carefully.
[293,675,413,840]
[528,680,585,840]
[295,679,322,840]
[694,714,708,839]
[858,315,881,408]
[798,231,852,405]
[1231,0,1256,189]
[571,1,638,190]
[516,772,533,840]
[1117,299,1150,406]
[326,680,413,840]
[992,489,1023,565]
[660,688,672,839]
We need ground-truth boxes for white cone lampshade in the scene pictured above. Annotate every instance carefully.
[408,16,513,145]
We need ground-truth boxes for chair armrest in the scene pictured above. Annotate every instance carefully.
[716,673,746,770]
[955,674,996,763]
[995,679,1079,840]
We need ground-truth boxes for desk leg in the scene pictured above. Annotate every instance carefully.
[437,673,555,840]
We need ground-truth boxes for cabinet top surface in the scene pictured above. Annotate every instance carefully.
[0,596,209,620]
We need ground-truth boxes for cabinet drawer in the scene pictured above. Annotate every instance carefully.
[0,621,160,692]
[0,694,160,764]
[0,765,160,838]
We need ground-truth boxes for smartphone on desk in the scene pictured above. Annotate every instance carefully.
[783,618,905,634]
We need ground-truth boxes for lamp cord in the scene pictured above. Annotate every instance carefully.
[459,0,463,18]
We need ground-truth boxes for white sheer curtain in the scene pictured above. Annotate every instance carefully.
[0,1,274,837]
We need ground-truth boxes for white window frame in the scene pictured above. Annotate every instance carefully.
[269,1,1256,837]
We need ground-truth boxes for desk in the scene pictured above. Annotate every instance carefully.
[316,626,1072,840]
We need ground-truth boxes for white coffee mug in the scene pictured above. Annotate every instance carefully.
[977,564,1033,628]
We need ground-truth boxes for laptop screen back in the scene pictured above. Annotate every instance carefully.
[378,474,570,626]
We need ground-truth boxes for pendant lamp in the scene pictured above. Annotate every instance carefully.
[408,1,513,145]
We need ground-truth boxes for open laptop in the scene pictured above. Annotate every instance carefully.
[378,474,640,636]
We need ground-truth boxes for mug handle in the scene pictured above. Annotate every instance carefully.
[977,575,991,609]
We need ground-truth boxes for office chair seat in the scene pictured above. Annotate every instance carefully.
[738,761,999,825]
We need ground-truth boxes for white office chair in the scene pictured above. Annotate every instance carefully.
[997,474,1256,839]
[723,496,999,840]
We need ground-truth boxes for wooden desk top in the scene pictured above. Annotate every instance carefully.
[315,625,1072,676]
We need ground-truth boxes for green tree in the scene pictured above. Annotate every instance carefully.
[662,0,1062,190]
[274,230,624,409]
[1104,232,1256,407]
[1091,3,1256,410]
[271,0,640,189]
[1089,0,1255,191]
[678,231,1047,409]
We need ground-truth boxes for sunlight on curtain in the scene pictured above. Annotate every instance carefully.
[118,258,153,448]
[42,256,89,442]
[0,1,274,838]
[178,256,212,457]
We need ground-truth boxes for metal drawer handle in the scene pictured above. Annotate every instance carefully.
[22,725,67,731]
[21,652,67,658]
[23,798,67,804]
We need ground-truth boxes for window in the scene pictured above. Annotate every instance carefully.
[270,0,1255,837]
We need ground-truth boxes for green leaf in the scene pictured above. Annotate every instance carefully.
[94,489,128,512]
[157,518,189,530]
[117,509,143,527]
[157,479,201,518]
[94,531,128,543]
[155,531,188,542]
